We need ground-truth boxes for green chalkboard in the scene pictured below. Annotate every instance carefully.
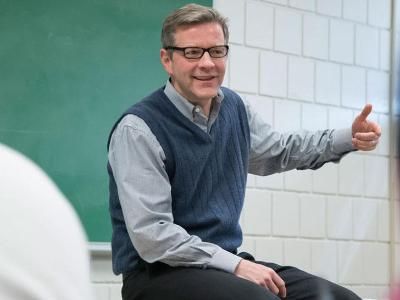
[0,0,211,242]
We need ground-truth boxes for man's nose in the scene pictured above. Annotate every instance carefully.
[198,52,215,68]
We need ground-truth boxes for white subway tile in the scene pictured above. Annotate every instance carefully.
[264,0,288,5]
[110,284,123,300]
[213,0,245,44]
[341,66,366,109]
[380,30,391,71]
[246,1,274,49]
[338,242,364,284]
[300,194,326,238]
[343,0,367,23]
[272,192,299,236]
[363,243,390,284]
[93,284,110,300]
[328,106,354,129]
[315,61,341,105]
[329,19,354,64]
[254,238,284,264]
[352,198,377,241]
[229,45,259,93]
[327,196,353,239]
[364,156,389,198]
[91,257,121,283]
[311,240,338,281]
[256,173,284,190]
[284,169,312,192]
[289,0,315,11]
[303,15,329,59]
[274,8,302,55]
[245,95,274,124]
[302,103,328,130]
[260,51,288,97]
[350,286,381,299]
[288,56,314,102]
[355,25,380,68]
[377,113,390,155]
[312,163,338,194]
[222,56,230,87]
[317,0,342,17]
[338,155,364,196]
[284,239,312,272]
[242,189,272,235]
[247,173,257,188]
[368,0,391,29]
[367,70,390,113]
[274,99,301,132]
[238,236,256,254]
[377,200,390,241]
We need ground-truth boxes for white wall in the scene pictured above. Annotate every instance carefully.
[91,0,396,299]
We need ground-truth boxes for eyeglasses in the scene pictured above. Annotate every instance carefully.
[165,45,229,59]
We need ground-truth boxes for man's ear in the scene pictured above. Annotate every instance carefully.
[160,48,172,76]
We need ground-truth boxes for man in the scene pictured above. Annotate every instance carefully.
[107,4,381,300]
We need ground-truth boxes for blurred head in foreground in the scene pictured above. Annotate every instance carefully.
[0,144,92,300]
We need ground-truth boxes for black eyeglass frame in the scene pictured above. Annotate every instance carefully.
[164,45,229,59]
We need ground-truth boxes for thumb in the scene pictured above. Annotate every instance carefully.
[358,104,372,121]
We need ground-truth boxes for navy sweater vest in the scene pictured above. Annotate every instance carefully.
[107,87,250,275]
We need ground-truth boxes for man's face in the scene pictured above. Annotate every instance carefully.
[160,22,227,106]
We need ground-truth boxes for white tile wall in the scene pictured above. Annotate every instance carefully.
[246,1,273,49]
[311,240,338,281]
[229,45,259,93]
[300,194,326,238]
[274,8,302,55]
[260,51,287,97]
[302,103,328,130]
[355,25,380,68]
[254,238,284,264]
[317,0,342,17]
[242,189,272,235]
[364,156,389,198]
[367,0,391,29]
[329,19,354,64]
[92,0,395,298]
[288,56,314,101]
[303,15,329,59]
[341,66,366,109]
[284,239,312,271]
[312,163,338,194]
[338,154,364,196]
[289,0,315,12]
[272,192,300,236]
[274,99,301,131]
[315,61,341,105]
[338,242,364,284]
[343,0,367,23]
[352,198,377,241]
[380,30,391,71]
[367,70,390,113]
[327,196,353,240]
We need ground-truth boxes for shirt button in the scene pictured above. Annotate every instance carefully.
[194,107,201,113]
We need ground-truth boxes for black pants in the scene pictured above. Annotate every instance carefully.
[122,253,361,300]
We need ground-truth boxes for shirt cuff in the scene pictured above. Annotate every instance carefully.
[332,128,355,154]
[208,247,242,273]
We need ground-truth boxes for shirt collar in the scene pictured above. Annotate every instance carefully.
[163,79,224,120]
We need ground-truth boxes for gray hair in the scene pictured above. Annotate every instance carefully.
[161,3,229,48]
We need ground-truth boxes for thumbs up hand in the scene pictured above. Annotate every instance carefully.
[351,104,381,151]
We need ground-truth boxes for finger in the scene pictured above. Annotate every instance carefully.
[272,273,286,298]
[264,278,280,296]
[358,104,372,121]
[370,122,382,136]
[352,138,378,151]
[354,132,380,141]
